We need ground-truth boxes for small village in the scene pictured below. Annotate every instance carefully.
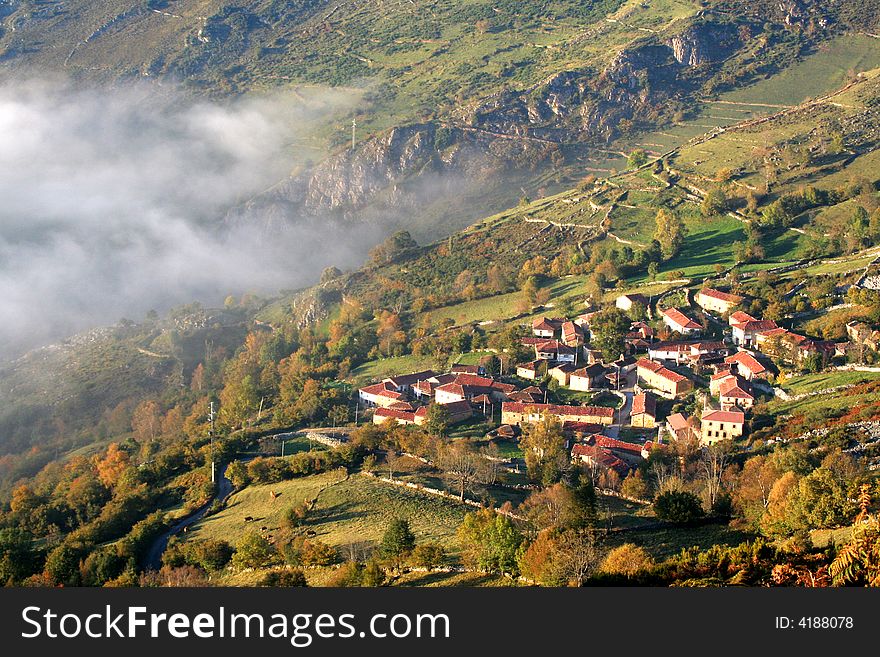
[357,285,867,484]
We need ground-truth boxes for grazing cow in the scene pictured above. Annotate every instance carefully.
[306,530,317,537]
[269,491,281,502]
[244,516,254,522]
[260,526,268,532]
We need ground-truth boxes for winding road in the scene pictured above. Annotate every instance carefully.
[143,461,237,571]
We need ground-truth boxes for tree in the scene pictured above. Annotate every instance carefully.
[424,402,452,436]
[520,483,577,531]
[654,208,687,260]
[45,543,85,586]
[368,230,418,266]
[0,529,38,585]
[439,442,485,501]
[628,149,649,169]
[590,308,630,362]
[518,528,602,586]
[620,470,650,500]
[520,276,539,310]
[570,476,599,531]
[701,189,728,217]
[785,466,858,532]
[599,543,654,578]
[132,400,161,442]
[700,443,731,511]
[328,404,349,427]
[520,414,569,486]
[380,518,416,572]
[734,455,781,530]
[232,531,277,569]
[457,508,524,576]
[653,490,705,524]
[409,543,447,569]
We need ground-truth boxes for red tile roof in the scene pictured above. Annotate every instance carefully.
[435,400,474,418]
[637,358,689,384]
[502,402,614,419]
[719,380,754,400]
[698,288,744,304]
[562,421,604,434]
[702,409,745,424]
[729,311,757,324]
[374,407,416,422]
[572,363,606,379]
[591,434,644,454]
[662,307,701,330]
[535,340,576,354]
[435,383,466,398]
[571,444,630,474]
[631,392,657,417]
[385,370,439,387]
[733,319,778,332]
[532,317,562,331]
[649,342,694,353]
[667,412,690,431]
[725,351,768,375]
[759,327,808,344]
[359,381,405,400]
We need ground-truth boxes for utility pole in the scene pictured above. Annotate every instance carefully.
[209,401,216,484]
[351,118,357,151]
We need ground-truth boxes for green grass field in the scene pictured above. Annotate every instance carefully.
[351,354,439,382]
[607,523,757,560]
[187,471,472,557]
[781,370,880,395]
[720,34,880,106]
[765,382,880,418]
[305,474,471,555]
[186,471,347,543]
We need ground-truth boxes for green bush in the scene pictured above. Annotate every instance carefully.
[653,491,705,524]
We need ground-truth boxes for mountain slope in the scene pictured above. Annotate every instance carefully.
[4,1,872,242]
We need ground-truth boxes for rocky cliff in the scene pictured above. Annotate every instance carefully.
[228,18,766,236]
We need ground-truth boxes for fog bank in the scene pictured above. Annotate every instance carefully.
[0,79,373,356]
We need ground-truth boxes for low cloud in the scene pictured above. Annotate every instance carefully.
[0,78,374,356]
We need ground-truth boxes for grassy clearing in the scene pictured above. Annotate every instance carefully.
[188,472,472,557]
[186,471,347,544]
[780,370,880,395]
[765,384,880,417]
[608,523,757,561]
[425,291,522,326]
[350,354,439,382]
[306,474,470,554]
[721,34,880,106]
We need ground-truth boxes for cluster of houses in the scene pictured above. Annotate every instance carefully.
[356,283,877,483]
[359,365,515,428]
